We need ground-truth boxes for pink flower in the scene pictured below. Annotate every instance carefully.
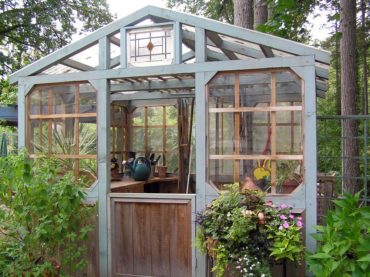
[289,214,295,219]
[283,221,290,228]
[297,216,302,221]
[279,215,287,220]
[297,221,303,227]
[266,200,274,207]
[280,204,288,209]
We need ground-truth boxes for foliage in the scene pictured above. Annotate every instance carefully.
[196,184,304,277]
[258,0,316,43]
[307,192,370,277]
[166,0,234,24]
[0,0,113,78]
[167,0,316,42]
[32,123,97,185]
[0,154,94,276]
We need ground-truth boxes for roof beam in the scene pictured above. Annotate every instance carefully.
[19,56,316,85]
[111,78,194,92]
[61,59,95,71]
[183,29,264,59]
[260,45,274,58]
[206,31,238,60]
[147,5,330,64]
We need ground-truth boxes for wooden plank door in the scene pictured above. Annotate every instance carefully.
[110,195,194,277]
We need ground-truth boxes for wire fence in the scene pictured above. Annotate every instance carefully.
[317,115,370,223]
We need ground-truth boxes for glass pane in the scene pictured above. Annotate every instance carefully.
[239,72,271,107]
[79,121,97,155]
[29,88,48,115]
[147,107,163,126]
[51,119,76,154]
[276,71,302,105]
[208,74,235,108]
[52,85,76,114]
[166,152,179,173]
[132,127,144,151]
[132,107,145,125]
[148,128,163,151]
[166,106,177,125]
[79,159,98,187]
[166,127,178,152]
[29,120,49,153]
[276,160,303,194]
[79,83,96,113]
[209,112,235,155]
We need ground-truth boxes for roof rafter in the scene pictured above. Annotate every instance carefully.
[206,31,238,60]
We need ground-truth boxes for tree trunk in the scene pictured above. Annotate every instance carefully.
[233,0,254,28]
[340,0,360,194]
[335,14,341,115]
[360,0,368,115]
[254,0,268,29]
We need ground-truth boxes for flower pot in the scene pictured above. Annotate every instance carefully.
[281,179,299,193]
[157,165,167,178]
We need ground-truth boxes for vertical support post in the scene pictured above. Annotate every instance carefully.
[174,21,182,64]
[195,71,207,276]
[17,84,26,149]
[195,27,206,63]
[120,28,127,68]
[97,35,111,277]
[302,65,317,253]
[195,25,207,276]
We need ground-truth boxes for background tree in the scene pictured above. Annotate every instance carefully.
[340,0,360,194]
[0,0,113,78]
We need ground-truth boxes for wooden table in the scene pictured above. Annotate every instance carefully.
[111,176,178,193]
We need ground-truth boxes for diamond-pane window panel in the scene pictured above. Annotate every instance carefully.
[127,25,173,66]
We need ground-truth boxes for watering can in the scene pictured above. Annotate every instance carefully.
[125,157,151,181]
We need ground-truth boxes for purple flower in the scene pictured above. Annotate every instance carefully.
[297,216,303,221]
[279,215,287,220]
[297,221,303,227]
[280,204,288,209]
[283,221,290,228]
[289,214,295,219]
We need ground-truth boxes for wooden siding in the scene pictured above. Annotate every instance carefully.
[111,198,192,277]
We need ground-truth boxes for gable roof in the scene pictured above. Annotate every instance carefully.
[10,5,330,88]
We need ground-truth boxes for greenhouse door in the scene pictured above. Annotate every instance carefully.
[110,194,195,277]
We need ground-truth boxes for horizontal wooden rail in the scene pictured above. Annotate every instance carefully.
[29,113,96,119]
[30,154,96,159]
[209,154,303,160]
[209,106,302,113]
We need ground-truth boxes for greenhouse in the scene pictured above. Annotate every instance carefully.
[10,5,330,276]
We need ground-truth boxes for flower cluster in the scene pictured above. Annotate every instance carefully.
[195,184,304,277]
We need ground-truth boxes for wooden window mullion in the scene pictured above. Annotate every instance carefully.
[234,73,240,183]
[271,73,277,194]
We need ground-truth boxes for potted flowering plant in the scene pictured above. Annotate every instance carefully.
[195,184,304,277]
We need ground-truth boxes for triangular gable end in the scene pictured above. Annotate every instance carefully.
[10,5,330,86]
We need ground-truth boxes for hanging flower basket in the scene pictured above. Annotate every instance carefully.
[195,184,304,277]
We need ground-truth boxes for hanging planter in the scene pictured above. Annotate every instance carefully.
[195,184,304,277]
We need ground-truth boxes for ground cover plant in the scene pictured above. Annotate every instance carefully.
[195,184,304,277]
[0,154,94,276]
[307,192,370,277]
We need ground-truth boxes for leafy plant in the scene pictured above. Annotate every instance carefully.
[307,192,370,277]
[195,184,304,277]
[0,154,94,276]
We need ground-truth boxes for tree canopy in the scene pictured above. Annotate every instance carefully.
[0,0,114,78]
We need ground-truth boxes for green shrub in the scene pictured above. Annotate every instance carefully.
[307,192,370,277]
[0,154,94,276]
